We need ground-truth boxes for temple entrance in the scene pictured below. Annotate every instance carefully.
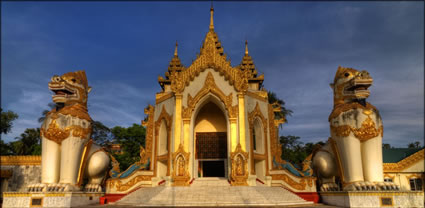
[194,101,228,178]
[196,132,227,177]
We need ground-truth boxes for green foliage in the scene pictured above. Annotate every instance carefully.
[91,121,111,146]
[407,141,422,149]
[0,140,14,155]
[111,124,146,170]
[1,108,19,134]
[279,135,324,167]
[11,128,41,155]
[267,91,293,128]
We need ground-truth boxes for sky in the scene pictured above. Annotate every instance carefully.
[1,2,423,147]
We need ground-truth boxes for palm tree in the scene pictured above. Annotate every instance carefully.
[11,128,41,155]
[38,103,56,123]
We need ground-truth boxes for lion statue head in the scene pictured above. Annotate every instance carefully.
[49,70,92,107]
[330,66,373,106]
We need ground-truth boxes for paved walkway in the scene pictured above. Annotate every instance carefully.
[112,177,314,207]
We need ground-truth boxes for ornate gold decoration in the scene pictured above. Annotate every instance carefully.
[76,139,93,186]
[383,149,424,172]
[142,105,155,170]
[109,155,121,177]
[108,175,153,192]
[268,103,283,169]
[40,119,91,144]
[171,144,191,186]
[271,174,307,190]
[330,116,383,142]
[230,143,249,186]
[138,146,148,165]
[0,156,41,165]
[155,92,174,104]
[182,72,238,119]
[329,137,345,184]
[329,102,378,121]
[246,91,267,102]
[248,102,269,174]
[154,105,172,176]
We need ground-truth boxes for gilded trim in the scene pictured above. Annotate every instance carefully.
[155,92,174,104]
[171,144,191,186]
[76,139,93,186]
[182,72,238,119]
[330,116,383,142]
[0,156,41,165]
[246,91,268,102]
[169,30,250,94]
[142,105,155,170]
[329,137,345,184]
[383,149,424,172]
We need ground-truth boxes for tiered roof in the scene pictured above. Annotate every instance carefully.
[158,6,264,92]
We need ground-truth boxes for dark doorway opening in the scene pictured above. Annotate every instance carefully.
[201,160,225,177]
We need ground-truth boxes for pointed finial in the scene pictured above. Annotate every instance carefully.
[174,41,178,56]
[245,40,249,55]
[209,3,214,30]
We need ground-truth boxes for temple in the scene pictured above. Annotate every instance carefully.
[103,5,317,197]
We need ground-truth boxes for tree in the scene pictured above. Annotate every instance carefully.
[11,128,41,155]
[407,141,422,149]
[38,103,56,123]
[279,135,325,167]
[111,124,146,170]
[383,143,392,149]
[0,140,14,155]
[268,91,293,128]
[1,108,19,134]
[91,121,111,146]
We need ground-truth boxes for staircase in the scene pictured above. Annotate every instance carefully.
[114,177,312,206]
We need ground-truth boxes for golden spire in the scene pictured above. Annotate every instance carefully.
[209,3,214,30]
[174,41,178,57]
[245,40,249,55]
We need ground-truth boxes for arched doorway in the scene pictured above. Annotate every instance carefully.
[194,101,228,178]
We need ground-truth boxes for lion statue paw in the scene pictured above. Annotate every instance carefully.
[45,183,80,192]
[344,181,378,191]
[84,184,102,192]
[28,183,47,192]
[320,183,339,192]
[377,182,400,191]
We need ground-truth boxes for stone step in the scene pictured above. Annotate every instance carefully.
[114,181,312,206]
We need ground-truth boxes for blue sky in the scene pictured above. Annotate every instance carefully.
[1,2,423,147]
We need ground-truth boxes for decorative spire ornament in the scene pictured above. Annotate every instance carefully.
[245,40,249,55]
[209,3,214,30]
[174,41,178,57]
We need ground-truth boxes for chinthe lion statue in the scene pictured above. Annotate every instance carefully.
[28,70,110,192]
[312,66,399,192]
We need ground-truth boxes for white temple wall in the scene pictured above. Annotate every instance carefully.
[182,68,238,108]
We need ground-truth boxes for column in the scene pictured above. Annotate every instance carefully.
[230,118,238,151]
[174,94,182,150]
[183,119,190,152]
[238,93,246,151]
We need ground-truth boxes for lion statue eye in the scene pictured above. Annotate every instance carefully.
[344,73,350,77]
[71,78,76,83]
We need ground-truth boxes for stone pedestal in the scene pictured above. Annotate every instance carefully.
[2,192,102,208]
[320,191,424,208]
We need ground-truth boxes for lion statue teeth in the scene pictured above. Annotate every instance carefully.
[27,70,110,193]
[312,66,399,192]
